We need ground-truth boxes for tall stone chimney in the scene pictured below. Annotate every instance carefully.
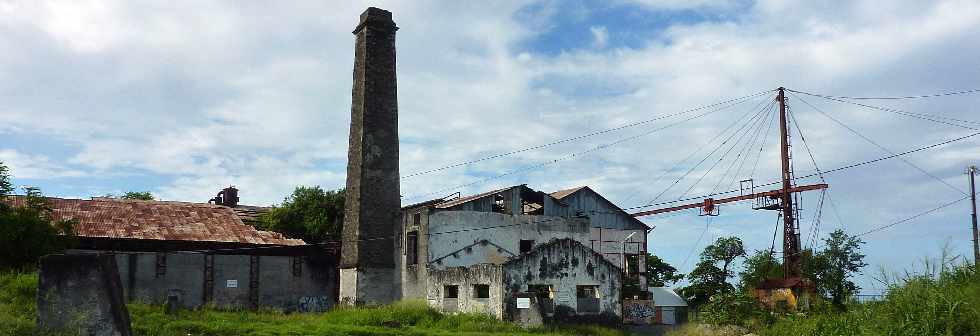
[338,7,400,305]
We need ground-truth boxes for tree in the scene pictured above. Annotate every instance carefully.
[809,229,867,309]
[0,161,12,197]
[739,250,783,291]
[646,254,684,287]
[681,236,746,307]
[0,162,75,270]
[257,186,345,243]
[121,191,154,200]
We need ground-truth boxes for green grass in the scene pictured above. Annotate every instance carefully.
[0,271,37,336]
[760,263,980,336]
[669,263,980,336]
[1,272,623,336]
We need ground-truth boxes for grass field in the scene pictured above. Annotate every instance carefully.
[0,271,624,336]
[668,263,980,336]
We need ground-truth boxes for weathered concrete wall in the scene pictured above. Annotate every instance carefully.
[212,254,251,308]
[38,254,132,336]
[502,239,621,318]
[400,206,432,300]
[428,211,590,267]
[426,264,504,318]
[432,240,516,268]
[104,252,335,312]
[115,253,206,308]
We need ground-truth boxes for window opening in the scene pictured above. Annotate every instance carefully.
[443,285,459,298]
[520,240,535,253]
[406,231,419,265]
[473,284,490,299]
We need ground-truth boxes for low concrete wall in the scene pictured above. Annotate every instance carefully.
[426,264,504,318]
[37,253,132,336]
[108,251,335,312]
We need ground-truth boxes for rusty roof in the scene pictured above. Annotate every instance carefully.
[8,196,304,246]
[231,205,271,225]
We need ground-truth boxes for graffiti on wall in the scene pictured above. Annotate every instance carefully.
[623,299,655,324]
[298,296,331,312]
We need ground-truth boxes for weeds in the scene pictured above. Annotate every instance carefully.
[0,273,622,336]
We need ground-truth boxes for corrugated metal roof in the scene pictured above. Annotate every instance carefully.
[434,185,517,209]
[549,186,587,200]
[231,205,270,225]
[8,196,304,246]
[649,287,687,307]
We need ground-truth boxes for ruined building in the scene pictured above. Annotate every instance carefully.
[398,185,650,319]
[16,186,339,312]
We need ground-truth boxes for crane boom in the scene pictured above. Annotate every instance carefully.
[630,183,828,217]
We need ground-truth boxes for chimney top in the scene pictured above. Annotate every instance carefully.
[354,7,397,34]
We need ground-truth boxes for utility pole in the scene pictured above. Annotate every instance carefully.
[778,87,801,278]
[969,165,978,266]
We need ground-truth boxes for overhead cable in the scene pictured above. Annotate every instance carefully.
[404,94,762,201]
[402,89,774,179]
[623,129,980,211]
[790,93,968,196]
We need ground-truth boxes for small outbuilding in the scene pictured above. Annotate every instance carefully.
[649,287,688,325]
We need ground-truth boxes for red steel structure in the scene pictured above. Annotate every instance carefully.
[632,87,825,279]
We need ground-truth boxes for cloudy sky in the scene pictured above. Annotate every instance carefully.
[2,0,979,292]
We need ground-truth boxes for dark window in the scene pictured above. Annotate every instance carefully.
[406,231,419,265]
[576,285,600,313]
[577,285,598,299]
[413,213,421,225]
[492,194,507,213]
[473,284,490,299]
[443,285,459,298]
[520,240,535,253]
[625,254,640,275]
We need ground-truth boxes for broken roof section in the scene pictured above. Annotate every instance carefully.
[9,196,304,246]
[416,184,648,230]
[434,185,517,209]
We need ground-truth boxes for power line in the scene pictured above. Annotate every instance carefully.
[792,88,980,100]
[680,216,711,270]
[401,90,774,179]
[621,96,773,205]
[404,93,761,201]
[854,196,970,237]
[643,98,775,206]
[668,100,776,204]
[624,129,980,211]
[788,89,980,129]
[790,93,968,196]
[781,195,970,259]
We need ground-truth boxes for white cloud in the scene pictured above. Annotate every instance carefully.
[590,25,608,48]
[0,149,84,180]
[2,0,980,287]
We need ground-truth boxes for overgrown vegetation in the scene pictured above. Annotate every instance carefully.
[670,244,980,336]
[0,161,75,271]
[0,273,623,336]
[681,236,746,307]
[257,186,345,243]
[761,262,979,336]
[0,272,38,336]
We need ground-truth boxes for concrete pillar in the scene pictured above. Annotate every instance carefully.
[339,7,400,305]
[37,254,132,336]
